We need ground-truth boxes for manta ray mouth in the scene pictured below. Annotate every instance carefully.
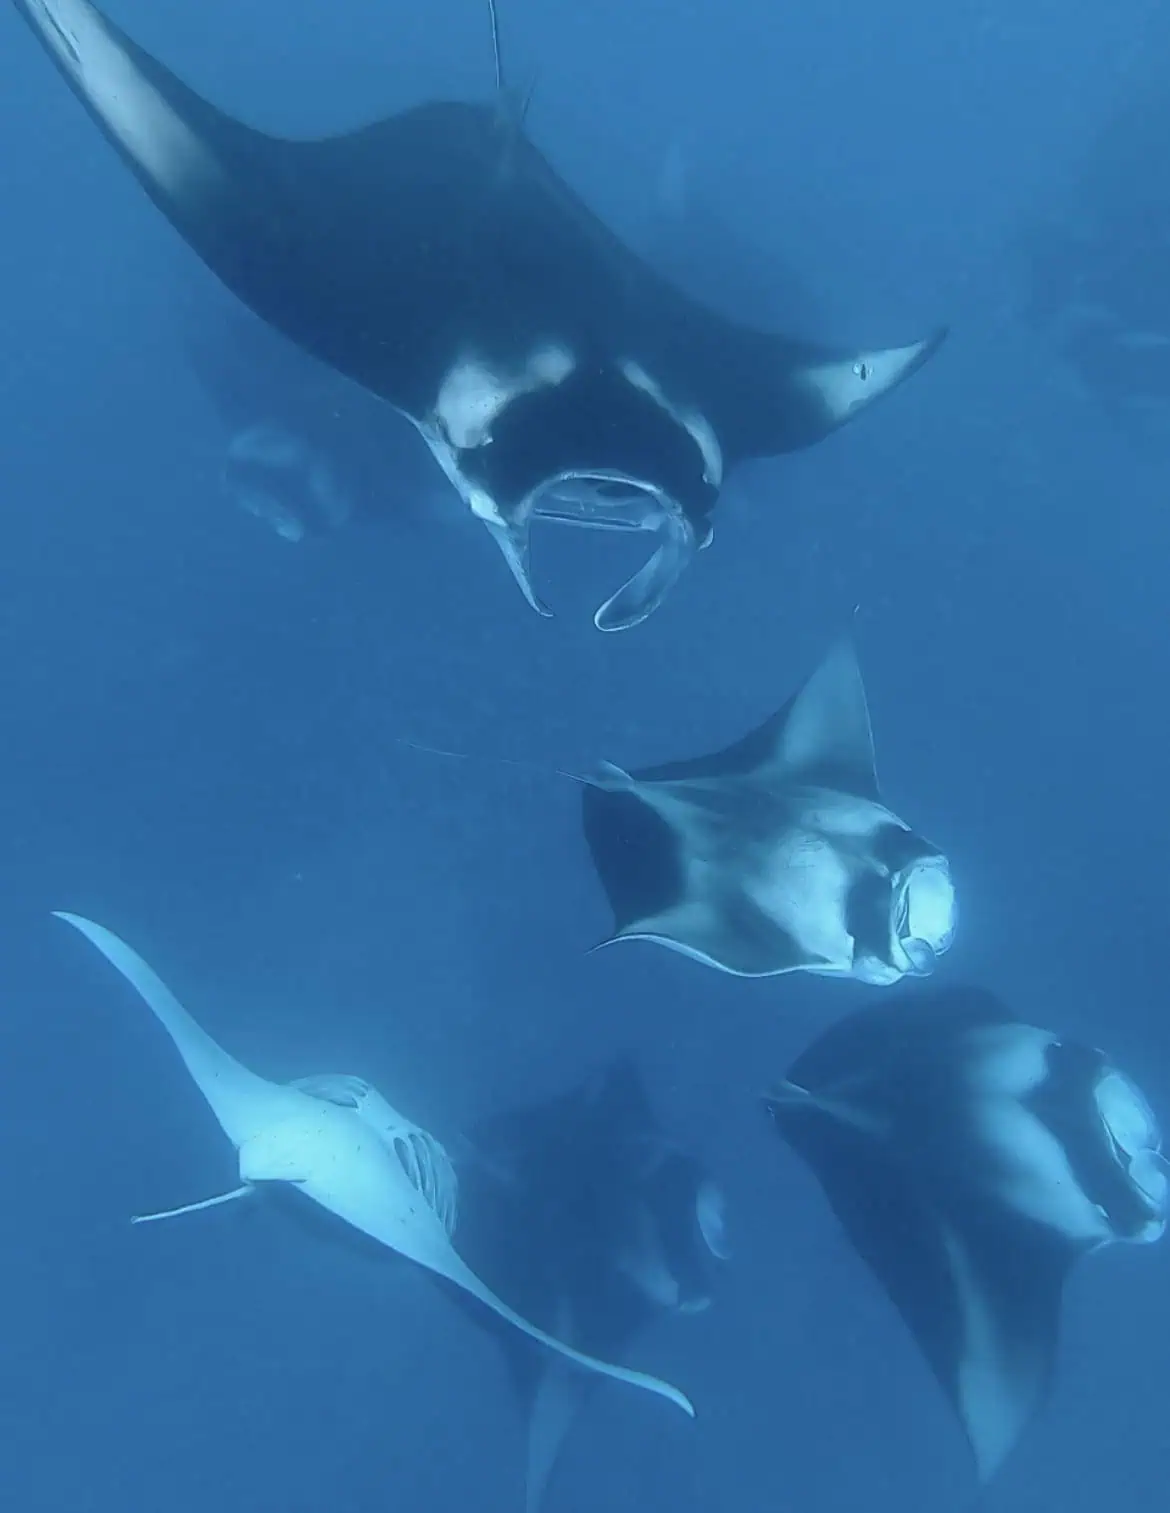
[430,356,720,630]
[894,856,957,971]
[536,473,701,633]
[492,472,702,633]
[532,476,666,533]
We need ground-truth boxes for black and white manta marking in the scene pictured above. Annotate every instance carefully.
[455,1057,728,1513]
[581,639,956,980]
[764,987,1169,1479]
[11,0,946,629]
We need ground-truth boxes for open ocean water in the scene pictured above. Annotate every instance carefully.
[1,1,1169,1510]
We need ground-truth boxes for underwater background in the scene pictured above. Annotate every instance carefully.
[1,0,1169,1509]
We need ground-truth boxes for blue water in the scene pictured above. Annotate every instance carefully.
[1,1,1168,1510]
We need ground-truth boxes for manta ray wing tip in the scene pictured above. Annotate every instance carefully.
[584,934,622,957]
[53,908,97,937]
[922,324,950,361]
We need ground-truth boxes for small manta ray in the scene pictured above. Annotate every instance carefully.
[53,911,695,1417]
[453,1056,729,1513]
[12,0,946,629]
[184,294,462,542]
[763,986,1170,1479]
[581,638,957,981]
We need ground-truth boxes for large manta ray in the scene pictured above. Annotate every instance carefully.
[764,987,1169,1479]
[181,144,825,549]
[11,0,946,630]
[451,1056,729,1512]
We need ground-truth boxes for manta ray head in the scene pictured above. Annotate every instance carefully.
[848,826,957,985]
[419,346,721,631]
[1094,1068,1170,1241]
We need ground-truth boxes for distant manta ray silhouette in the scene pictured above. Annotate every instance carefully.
[53,911,694,1416]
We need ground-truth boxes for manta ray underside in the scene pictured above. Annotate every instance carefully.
[12,0,946,628]
[581,638,957,981]
[764,987,1169,1478]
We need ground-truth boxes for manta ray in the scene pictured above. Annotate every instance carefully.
[765,986,1169,1478]
[581,638,957,981]
[12,0,946,628]
[453,1056,729,1512]
[54,910,695,1417]
[180,143,805,549]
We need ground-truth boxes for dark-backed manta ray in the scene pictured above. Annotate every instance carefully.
[177,150,768,546]
[453,1056,728,1513]
[763,986,1169,1479]
[12,0,946,630]
[53,911,695,1416]
[581,638,957,981]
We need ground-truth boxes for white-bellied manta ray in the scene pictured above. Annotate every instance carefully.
[451,1055,729,1512]
[763,986,1169,1479]
[11,0,946,630]
[581,638,957,981]
[53,910,695,1417]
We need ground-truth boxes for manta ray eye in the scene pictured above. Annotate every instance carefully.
[853,360,871,381]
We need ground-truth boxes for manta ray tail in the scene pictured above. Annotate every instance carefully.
[485,0,537,179]
[487,0,507,97]
[131,1186,252,1225]
[395,736,594,788]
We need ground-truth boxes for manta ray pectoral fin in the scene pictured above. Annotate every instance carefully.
[599,900,822,977]
[12,0,253,255]
[621,637,877,798]
[793,328,948,434]
[438,1245,696,1417]
[759,637,879,796]
[299,1166,695,1416]
[594,514,698,632]
[767,1049,1072,1482]
[934,1220,1072,1482]
[54,912,303,1148]
[131,1185,253,1225]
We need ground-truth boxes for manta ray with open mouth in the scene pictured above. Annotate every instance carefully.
[11,0,946,628]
